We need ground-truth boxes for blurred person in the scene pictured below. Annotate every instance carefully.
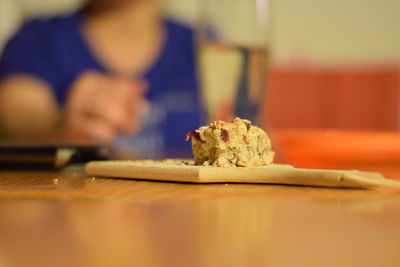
[0,0,201,157]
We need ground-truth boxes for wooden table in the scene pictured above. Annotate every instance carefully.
[0,167,399,267]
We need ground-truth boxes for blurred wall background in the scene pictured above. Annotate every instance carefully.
[271,0,400,64]
[0,0,81,52]
[2,0,400,63]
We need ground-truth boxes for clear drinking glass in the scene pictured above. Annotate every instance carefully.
[197,0,270,124]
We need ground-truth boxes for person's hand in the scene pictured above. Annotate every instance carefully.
[64,71,149,142]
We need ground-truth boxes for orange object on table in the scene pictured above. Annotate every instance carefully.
[271,129,400,179]
[262,65,400,130]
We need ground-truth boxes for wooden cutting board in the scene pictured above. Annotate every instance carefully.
[84,160,400,189]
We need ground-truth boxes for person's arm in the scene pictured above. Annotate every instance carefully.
[0,75,59,138]
[0,71,149,141]
[0,20,62,139]
[63,71,149,141]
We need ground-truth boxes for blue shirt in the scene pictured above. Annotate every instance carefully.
[0,11,202,157]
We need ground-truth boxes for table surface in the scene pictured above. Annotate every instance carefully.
[0,167,399,267]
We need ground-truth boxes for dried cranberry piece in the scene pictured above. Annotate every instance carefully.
[221,129,229,142]
[244,121,251,131]
[185,131,204,143]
